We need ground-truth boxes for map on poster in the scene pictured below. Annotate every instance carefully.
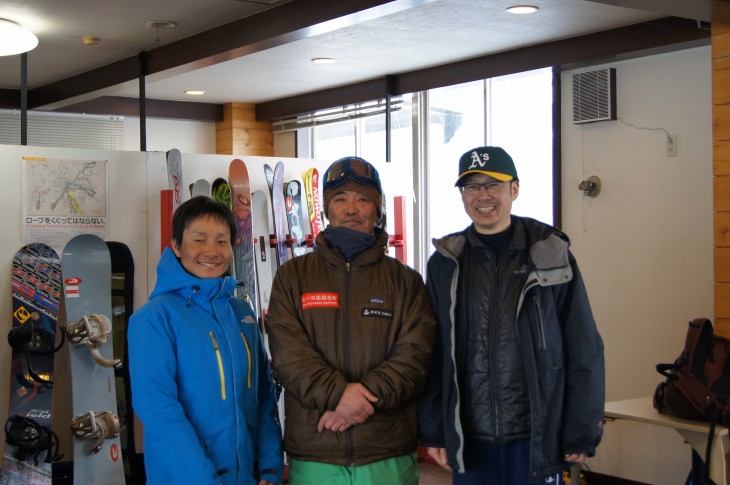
[24,157,108,251]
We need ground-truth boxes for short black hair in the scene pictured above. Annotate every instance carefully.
[171,196,237,246]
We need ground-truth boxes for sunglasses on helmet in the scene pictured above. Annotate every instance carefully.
[323,157,383,194]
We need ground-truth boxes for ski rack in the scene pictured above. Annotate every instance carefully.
[160,189,174,254]
[387,196,407,264]
[263,195,407,263]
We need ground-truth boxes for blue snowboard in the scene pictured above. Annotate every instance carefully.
[62,234,124,485]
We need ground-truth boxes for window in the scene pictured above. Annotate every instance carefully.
[308,67,554,273]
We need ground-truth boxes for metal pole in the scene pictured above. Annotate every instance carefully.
[139,52,147,151]
[21,52,28,146]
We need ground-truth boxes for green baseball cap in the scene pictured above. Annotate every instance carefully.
[455,146,519,186]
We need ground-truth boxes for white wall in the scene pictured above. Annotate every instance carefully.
[122,117,217,154]
[562,46,713,484]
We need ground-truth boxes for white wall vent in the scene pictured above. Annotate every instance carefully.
[572,68,616,124]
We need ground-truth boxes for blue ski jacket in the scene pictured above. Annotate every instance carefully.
[129,248,283,485]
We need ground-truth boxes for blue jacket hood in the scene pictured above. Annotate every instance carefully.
[151,247,237,302]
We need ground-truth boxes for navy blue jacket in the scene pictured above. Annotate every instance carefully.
[418,217,604,482]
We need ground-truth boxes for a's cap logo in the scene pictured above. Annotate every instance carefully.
[468,151,489,169]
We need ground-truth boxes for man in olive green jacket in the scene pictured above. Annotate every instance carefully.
[266,156,436,485]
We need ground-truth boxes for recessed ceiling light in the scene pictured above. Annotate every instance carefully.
[185,90,206,96]
[505,5,539,14]
[0,18,38,56]
[311,57,337,64]
[145,20,177,29]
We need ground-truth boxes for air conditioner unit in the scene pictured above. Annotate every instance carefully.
[572,68,616,124]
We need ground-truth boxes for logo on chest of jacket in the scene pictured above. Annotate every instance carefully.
[241,315,256,324]
[369,297,384,304]
[301,292,339,309]
[361,308,393,319]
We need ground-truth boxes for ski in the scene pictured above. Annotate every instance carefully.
[271,162,289,265]
[251,190,274,333]
[285,180,308,257]
[162,149,184,254]
[62,235,125,485]
[211,177,232,209]
[301,168,325,246]
[229,159,257,312]
[1,244,63,485]
[166,148,184,211]
[191,179,211,198]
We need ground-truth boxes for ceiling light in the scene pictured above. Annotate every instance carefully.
[82,36,101,46]
[185,90,206,96]
[505,5,539,14]
[311,57,337,64]
[0,19,38,56]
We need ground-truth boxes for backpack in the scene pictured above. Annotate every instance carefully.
[653,317,730,484]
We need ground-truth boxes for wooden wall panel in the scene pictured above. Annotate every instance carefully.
[216,102,274,156]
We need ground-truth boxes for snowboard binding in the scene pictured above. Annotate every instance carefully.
[7,322,66,387]
[4,415,63,465]
[66,314,122,368]
[69,410,122,454]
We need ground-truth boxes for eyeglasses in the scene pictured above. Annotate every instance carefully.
[323,157,383,194]
[459,181,507,195]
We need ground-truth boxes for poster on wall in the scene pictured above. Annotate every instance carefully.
[23,157,108,253]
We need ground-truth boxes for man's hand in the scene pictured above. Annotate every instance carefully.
[427,447,452,471]
[334,383,378,425]
[318,383,378,432]
[317,410,351,432]
[564,453,587,463]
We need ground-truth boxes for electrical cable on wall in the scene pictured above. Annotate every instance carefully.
[617,116,672,143]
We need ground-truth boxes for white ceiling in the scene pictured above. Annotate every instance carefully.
[0,0,709,107]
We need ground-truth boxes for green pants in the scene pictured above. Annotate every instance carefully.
[288,453,419,485]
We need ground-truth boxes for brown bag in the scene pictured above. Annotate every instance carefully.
[653,318,730,424]
[653,317,730,484]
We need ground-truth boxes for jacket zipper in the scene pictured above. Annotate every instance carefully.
[241,332,252,389]
[531,294,547,350]
[344,261,355,465]
[209,332,226,400]
[488,257,502,438]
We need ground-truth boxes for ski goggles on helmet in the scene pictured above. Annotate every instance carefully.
[323,156,383,195]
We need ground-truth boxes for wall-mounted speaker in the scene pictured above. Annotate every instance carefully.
[572,68,616,124]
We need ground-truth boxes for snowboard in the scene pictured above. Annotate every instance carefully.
[62,234,124,485]
[191,178,211,198]
[251,190,274,331]
[229,159,257,312]
[1,243,63,485]
[106,241,143,483]
[271,162,289,265]
[284,180,308,257]
[301,167,325,246]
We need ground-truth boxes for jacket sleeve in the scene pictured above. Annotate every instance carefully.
[253,330,285,484]
[128,307,220,485]
[558,253,605,456]
[418,255,446,447]
[359,268,437,411]
[266,267,349,411]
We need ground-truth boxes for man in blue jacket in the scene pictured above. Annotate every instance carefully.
[419,146,605,485]
[129,196,283,485]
